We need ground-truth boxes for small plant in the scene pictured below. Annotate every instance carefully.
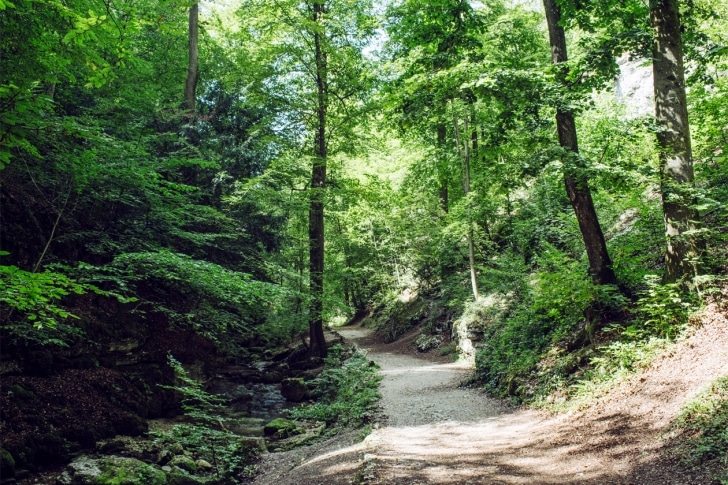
[635,275,698,339]
[289,345,381,429]
[154,355,261,483]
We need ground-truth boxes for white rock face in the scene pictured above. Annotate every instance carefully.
[614,55,654,117]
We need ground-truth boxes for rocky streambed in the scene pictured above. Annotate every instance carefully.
[5,336,345,485]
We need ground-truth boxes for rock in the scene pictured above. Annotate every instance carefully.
[167,442,184,456]
[168,455,197,473]
[236,437,267,455]
[263,418,299,438]
[274,421,326,450]
[261,363,289,384]
[280,378,308,402]
[157,449,173,466]
[166,467,207,485]
[97,438,125,454]
[194,459,212,470]
[0,448,16,478]
[56,455,167,485]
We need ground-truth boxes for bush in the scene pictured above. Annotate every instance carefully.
[670,375,728,483]
[153,355,261,483]
[289,345,381,429]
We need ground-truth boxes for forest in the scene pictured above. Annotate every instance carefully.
[1,0,727,483]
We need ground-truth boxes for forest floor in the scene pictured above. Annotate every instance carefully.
[250,301,728,485]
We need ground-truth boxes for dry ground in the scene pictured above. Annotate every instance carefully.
[251,302,728,485]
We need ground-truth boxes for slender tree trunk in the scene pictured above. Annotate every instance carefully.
[309,0,328,358]
[437,123,449,213]
[453,107,479,299]
[184,1,199,112]
[542,0,617,285]
[650,0,701,284]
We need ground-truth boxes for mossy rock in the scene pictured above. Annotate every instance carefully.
[263,418,299,438]
[168,455,197,473]
[166,467,208,485]
[0,448,16,478]
[58,455,167,485]
[280,377,308,402]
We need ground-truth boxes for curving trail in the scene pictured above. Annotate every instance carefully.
[251,310,728,485]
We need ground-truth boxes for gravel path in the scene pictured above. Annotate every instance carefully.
[251,307,728,485]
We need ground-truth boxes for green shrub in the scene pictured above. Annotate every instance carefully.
[289,345,381,429]
[0,253,132,346]
[474,244,631,401]
[670,376,728,483]
[154,356,261,483]
[629,275,698,340]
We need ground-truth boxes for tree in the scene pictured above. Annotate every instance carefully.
[650,0,701,283]
[384,0,484,214]
[185,0,199,112]
[236,0,376,356]
[542,0,618,285]
[452,102,479,298]
[309,0,329,358]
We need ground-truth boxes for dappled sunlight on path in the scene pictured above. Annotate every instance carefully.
[252,315,728,484]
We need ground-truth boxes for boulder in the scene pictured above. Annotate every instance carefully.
[280,378,308,402]
[263,418,299,438]
[166,467,207,485]
[168,455,197,473]
[274,421,326,450]
[56,455,167,485]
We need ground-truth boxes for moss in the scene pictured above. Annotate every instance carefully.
[9,384,36,401]
[167,467,208,485]
[0,448,16,478]
[168,455,197,473]
[263,418,299,437]
[95,457,167,485]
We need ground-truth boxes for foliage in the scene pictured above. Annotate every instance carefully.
[1,0,728,474]
[474,242,634,401]
[154,355,260,483]
[633,275,699,339]
[563,337,669,405]
[0,252,135,346]
[289,345,381,429]
[670,375,728,483]
[107,251,283,345]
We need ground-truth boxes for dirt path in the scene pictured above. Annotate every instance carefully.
[251,306,728,485]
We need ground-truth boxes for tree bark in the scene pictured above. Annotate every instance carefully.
[542,0,617,285]
[184,1,199,112]
[453,107,479,299]
[650,0,700,283]
[437,123,449,213]
[309,0,328,358]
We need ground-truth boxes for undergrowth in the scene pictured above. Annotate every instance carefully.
[669,375,728,484]
[289,345,381,430]
[153,355,261,483]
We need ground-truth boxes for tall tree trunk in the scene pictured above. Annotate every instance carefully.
[309,0,328,358]
[453,107,479,299]
[542,0,617,285]
[184,0,199,112]
[650,0,701,284]
[437,123,449,213]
